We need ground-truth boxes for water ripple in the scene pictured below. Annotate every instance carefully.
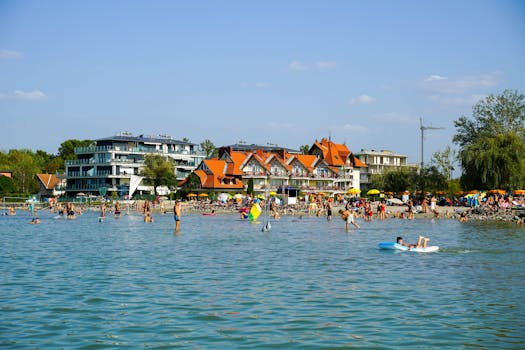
[1,212,524,348]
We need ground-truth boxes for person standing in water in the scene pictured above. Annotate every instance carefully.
[339,208,360,231]
[100,203,106,222]
[114,201,121,217]
[326,200,333,221]
[174,200,182,233]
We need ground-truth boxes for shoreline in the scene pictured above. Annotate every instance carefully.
[3,201,524,224]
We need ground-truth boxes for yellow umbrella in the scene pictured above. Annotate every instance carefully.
[187,193,197,197]
[513,189,525,195]
[347,188,361,195]
[269,191,277,196]
[367,189,380,195]
[488,189,506,195]
[198,193,208,197]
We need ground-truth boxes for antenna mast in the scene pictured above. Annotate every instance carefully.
[420,117,445,168]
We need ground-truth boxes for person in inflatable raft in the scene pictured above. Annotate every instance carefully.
[397,236,430,249]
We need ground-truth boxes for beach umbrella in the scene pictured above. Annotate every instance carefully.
[488,189,506,195]
[347,188,361,195]
[187,193,197,197]
[198,193,208,197]
[269,191,277,196]
[513,189,525,195]
[76,193,86,197]
[389,198,404,205]
[367,189,380,195]
[218,193,231,202]
[467,190,479,194]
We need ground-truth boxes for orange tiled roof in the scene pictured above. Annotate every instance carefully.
[36,174,62,190]
[290,154,318,173]
[196,160,244,189]
[227,151,250,176]
[353,157,367,167]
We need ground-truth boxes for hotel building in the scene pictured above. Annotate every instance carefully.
[65,132,205,197]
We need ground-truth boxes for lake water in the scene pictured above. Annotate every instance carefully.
[1,210,524,349]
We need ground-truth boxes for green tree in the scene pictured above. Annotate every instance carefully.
[7,150,40,193]
[383,169,417,193]
[44,157,64,173]
[459,131,525,189]
[181,173,202,193]
[0,175,17,194]
[447,179,462,197]
[431,146,456,180]
[417,166,448,194]
[368,173,384,190]
[200,139,217,158]
[454,89,525,189]
[58,139,95,161]
[141,155,177,195]
[247,178,254,196]
[182,137,190,143]
[300,145,310,155]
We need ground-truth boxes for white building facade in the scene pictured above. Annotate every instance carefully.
[65,132,205,197]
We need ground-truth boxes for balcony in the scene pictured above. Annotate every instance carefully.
[74,145,116,154]
[67,171,112,178]
[66,158,145,166]
[243,171,268,178]
[74,145,206,157]
[66,183,107,191]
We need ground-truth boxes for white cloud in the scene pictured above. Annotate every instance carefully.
[343,123,368,133]
[349,94,376,105]
[0,49,23,59]
[254,82,268,89]
[315,61,337,69]
[289,60,337,71]
[0,90,48,101]
[420,71,502,94]
[289,60,309,71]
[425,74,447,81]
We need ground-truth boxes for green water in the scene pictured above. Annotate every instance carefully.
[1,212,524,349]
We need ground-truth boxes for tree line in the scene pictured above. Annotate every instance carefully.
[1,89,523,196]
[0,139,95,195]
[369,89,525,194]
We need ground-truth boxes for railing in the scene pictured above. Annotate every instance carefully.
[270,171,289,177]
[175,162,199,168]
[67,171,112,178]
[66,184,107,191]
[74,146,115,153]
[243,171,267,177]
[65,159,94,165]
[300,185,341,191]
[74,146,206,157]
[65,158,145,165]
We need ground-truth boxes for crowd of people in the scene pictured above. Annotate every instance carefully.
[2,190,525,228]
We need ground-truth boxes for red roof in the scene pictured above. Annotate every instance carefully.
[195,160,244,189]
[36,174,62,190]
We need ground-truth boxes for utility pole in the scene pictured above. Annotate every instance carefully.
[420,117,444,169]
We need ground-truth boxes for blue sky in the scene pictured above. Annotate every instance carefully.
[1,0,524,166]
